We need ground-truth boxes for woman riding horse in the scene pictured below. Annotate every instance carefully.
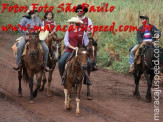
[13,6,49,71]
[58,17,92,85]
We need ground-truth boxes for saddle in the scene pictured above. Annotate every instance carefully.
[134,41,154,64]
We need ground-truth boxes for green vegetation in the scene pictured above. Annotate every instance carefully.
[1,0,163,73]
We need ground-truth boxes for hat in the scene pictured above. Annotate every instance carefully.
[67,17,83,24]
[75,4,88,13]
[26,5,38,13]
[140,15,149,20]
[39,27,49,40]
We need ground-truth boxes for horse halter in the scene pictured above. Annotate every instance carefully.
[27,34,39,57]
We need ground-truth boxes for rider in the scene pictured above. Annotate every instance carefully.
[75,4,98,71]
[129,15,161,73]
[43,11,56,33]
[58,17,92,85]
[13,6,49,71]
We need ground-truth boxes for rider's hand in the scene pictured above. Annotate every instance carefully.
[155,34,159,39]
[74,47,78,51]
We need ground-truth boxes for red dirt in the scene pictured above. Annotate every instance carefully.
[0,31,163,122]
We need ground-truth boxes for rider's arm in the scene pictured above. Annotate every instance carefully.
[137,26,143,44]
[18,17,29,34]
[82,31,89,46]
[88,18,93,33]
[64,31,76,50]
[152,25,161,39]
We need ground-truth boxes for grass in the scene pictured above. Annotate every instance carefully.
[0,0,163,73]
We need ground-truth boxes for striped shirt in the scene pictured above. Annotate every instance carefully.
[143,28,152,42]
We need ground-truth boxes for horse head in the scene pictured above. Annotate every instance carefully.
[75,43,88,70]
[86,38,98,64]
[27,31,40,57]
[51,33,63,62]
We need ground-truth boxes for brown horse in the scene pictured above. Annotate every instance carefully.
[133,42,163,102]
[39,32,63,96]
[18,32,44,103]
[64,44,88,116]
[73,38,98,100]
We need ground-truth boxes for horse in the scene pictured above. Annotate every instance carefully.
[85,37,98,100]
[133,41,163,102]
[64,44,88,116]
[39,32,63,96]
[73,37,98,100]
[18,31,44,103]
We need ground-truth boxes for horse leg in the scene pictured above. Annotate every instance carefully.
[39,71,46,91]
[76,83,82,116]
[64,85,68,109]
[47,63,56,96]
[86,71,93,100]
[144,71,153,102]
[33,72,42,98]
[73,84,77,94]
[87,85,93,100]
[66,83,72,110]
[18,69,22,97]
[133,70,142,98]
[29,77,34,104]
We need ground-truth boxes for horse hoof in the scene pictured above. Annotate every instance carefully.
[18,94,22,97]
[76,111,81,117]
[133,90,136,95]
[66,106,72,110]
[29,100,35,104]
[146,97,152,103]
[87,96,93,100]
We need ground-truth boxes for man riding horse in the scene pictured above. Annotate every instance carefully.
[129,15,161,73]
[13,6,50,71]
[58,17,92,85]
[75,4,98,71]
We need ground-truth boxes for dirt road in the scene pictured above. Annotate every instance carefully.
[0,31,162,122]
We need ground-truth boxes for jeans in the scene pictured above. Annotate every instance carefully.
[129,44,139,65]
[58,51,92,77]
[16,37,49,66]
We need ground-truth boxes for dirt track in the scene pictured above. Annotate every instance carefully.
[0,31,163,122]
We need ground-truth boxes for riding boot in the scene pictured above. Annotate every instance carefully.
[128,63,134,73]
[13,60,22,71]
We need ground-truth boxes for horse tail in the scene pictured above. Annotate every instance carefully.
[22,66,29,84]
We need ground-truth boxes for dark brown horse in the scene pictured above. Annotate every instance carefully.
[64,44,88,116]
[133,42,163,102]
[18,32,44,103]
[39,32,63,96]
[86,38,98,98]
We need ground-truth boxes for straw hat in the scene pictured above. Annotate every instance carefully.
[67,17,83,24]
[39,27,49,40]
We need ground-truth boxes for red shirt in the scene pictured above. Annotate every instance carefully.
[65,30,84,52]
